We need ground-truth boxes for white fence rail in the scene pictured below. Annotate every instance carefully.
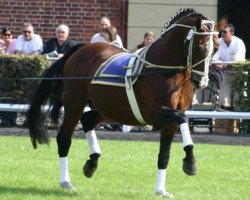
[0,104,91,113]
[185,110,250,119]
[0,103,250,120]
[1,103,250,133]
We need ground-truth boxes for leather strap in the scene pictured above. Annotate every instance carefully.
[125,54,146,124]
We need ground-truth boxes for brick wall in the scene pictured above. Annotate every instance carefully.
[0,0,125,45]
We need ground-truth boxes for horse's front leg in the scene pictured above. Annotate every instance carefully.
[155,127,175,198]
[180,123,197,175]
[153,107,197,197]
[154,106,197,175]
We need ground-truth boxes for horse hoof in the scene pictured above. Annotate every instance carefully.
[83,160,97,178]
[60,181,76,190]
[182,158,197,175]
[155,190,174,198]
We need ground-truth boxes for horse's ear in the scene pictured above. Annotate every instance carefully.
[195,18,202,29]
[215,15,229,31]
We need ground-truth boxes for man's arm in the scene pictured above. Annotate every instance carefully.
[234,39,246,62]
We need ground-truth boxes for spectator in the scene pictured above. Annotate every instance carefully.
[90,16,123,47]
[132,31,155,52]
[42,24,77,58]
[102,26,123,47]
[0,27,18,127]
[91,19,124,131]
[0,27,17,54]
[212,24,246,110]
[15,23,43,55]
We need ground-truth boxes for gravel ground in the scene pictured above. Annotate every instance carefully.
[0,126,249,146]
[0,113,249,146]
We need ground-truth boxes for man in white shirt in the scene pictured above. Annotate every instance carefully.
[15,23,43,55]
[212,24,246,110]
[90,16,123,47]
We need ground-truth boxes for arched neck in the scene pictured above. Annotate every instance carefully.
[145,29,187,67]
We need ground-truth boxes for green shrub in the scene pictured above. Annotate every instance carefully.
[0,55,49,104]
[233,63,250,111]
[233,62,250,133]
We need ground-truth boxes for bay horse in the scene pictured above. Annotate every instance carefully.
[28,9,219,198]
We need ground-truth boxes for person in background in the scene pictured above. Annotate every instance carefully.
[132,31,155,51]
[90,16,123,47]
[102,26,122,47]
[212,24,246,111]
[90,17,123,131]
[42,24,77,58]
[15,23,43,55]
[0,27,18,127]
[0,27,17,54]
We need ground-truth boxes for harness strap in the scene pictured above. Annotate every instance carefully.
[124,20,218,123]
[125,54,146,124]
[136,48,185,69]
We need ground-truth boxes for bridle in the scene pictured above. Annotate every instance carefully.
[125,16,219,124]
[133,19,219,88]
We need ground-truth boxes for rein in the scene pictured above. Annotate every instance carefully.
[123,18,218,124]
[135,22,219,85]
[0,70,180,81]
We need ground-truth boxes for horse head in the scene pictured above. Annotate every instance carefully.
[143,8,219,89]
[186,17,219,88]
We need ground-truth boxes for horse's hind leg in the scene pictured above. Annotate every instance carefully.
[80,110,105,178]
[57,103,85,190]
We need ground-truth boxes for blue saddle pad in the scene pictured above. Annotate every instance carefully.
[91,52,143,87]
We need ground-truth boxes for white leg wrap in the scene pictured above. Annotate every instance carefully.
[86,130,101,155]
[155,169,166,192]
[59,157,70,183]
[155,169,174,198]
[180,123,193,147]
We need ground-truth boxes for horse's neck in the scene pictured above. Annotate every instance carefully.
[146,31,186,66]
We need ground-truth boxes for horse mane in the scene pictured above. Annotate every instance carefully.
[163,8,208,30]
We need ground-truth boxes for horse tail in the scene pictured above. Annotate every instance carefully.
[28,44,85,148]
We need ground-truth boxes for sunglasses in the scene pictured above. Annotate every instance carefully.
[3,34,12,36]
[23,30,32,34]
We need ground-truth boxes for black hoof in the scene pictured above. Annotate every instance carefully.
[83,159,98,178]
[83,153,100,178]
[182,158,197,175]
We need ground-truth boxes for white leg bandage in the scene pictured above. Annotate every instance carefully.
[60,157,70,183]
[86,130,101,155]
[155,169,166,192]
[180,123,193,147]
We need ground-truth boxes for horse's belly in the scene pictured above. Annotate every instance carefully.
[89,85,141,125]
